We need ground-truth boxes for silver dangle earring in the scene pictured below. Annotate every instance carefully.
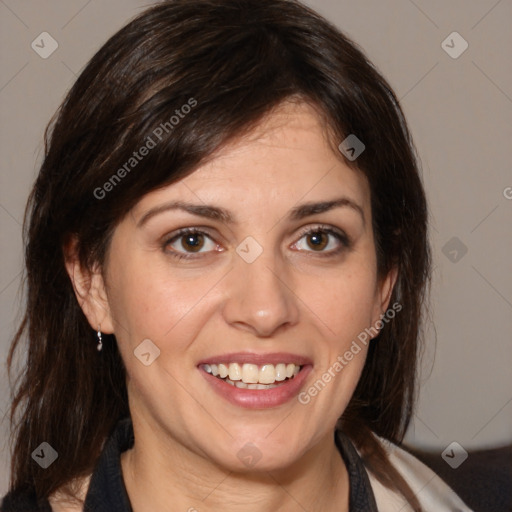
[97,327,103,351]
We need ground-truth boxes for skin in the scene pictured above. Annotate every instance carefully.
[62,101,396,512]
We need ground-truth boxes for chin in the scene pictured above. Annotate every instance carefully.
[210,433,309,474]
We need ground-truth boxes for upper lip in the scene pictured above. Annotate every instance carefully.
[197,352,313,366]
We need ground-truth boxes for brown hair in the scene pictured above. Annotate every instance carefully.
[6,0,430,509]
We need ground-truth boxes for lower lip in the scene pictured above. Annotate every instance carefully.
[200,366,312,409]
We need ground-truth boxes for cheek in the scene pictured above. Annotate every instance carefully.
[299,264,378,341]
[106,255,224,350]
[296,269,376,422]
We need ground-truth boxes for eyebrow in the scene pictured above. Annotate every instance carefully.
[289,198,364,224]
[137,197,365,227]
[137,200,234,227]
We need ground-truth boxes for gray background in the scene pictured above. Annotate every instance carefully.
[1,0,511,495]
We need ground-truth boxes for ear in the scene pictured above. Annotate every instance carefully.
[371,266,399,330]
[63,237,115,334]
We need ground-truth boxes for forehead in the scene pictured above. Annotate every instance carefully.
[133,101,370,219]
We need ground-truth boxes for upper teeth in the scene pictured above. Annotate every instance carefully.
[202,363,301,385]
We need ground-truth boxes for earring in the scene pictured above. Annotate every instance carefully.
[96,327,103,351]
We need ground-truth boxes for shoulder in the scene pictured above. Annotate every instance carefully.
[1,475,91,512]
[1,488,52,512]
[368,436,474,512]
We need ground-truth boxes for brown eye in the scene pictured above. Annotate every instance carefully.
[292,226,350,255]
[181,233,205,252]
[164,229,218,258]
[306,231,328,251]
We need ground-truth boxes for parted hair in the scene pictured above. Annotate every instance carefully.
[7,1,430,509]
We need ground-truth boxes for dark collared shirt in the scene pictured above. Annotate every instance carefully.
[1,417,378,511]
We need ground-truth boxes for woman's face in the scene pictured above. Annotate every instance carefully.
[82,102,395,472]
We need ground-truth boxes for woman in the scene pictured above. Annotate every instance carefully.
[2,0,472,510]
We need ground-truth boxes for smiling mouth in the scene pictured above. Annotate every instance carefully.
[200,362,302,389]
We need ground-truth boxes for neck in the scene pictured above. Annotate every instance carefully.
[121,419,349,512]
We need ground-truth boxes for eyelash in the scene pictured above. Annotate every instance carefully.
[162,225,351,261]
[295,225,351,256]
[162,227,219,261]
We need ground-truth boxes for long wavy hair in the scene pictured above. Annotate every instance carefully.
[6,0,430,509]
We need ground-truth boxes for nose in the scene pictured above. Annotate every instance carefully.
[221,250,300,338]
